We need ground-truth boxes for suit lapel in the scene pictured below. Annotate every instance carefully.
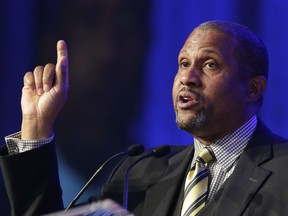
[200,120,274,216]
[142,145,194,216]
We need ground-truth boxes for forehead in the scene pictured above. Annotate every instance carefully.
[180,29,236,57]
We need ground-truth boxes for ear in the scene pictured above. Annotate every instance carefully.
[247,76,267,103]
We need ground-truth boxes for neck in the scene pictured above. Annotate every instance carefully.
[192,114,257,145]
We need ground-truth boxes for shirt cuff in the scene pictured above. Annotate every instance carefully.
[5,131,54,155]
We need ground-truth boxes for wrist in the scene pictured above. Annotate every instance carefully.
[21,115,53,140]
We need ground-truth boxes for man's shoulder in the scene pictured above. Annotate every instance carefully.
[116,144,190,172]
[253,119,288,161]
[255,118,288,144]
[104,144,191,188]
[128,144,191,167]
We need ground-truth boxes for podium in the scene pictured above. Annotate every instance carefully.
[42,200,133,216]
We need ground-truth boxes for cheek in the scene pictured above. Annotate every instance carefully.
[206,80,247,111]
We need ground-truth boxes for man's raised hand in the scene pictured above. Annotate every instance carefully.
[21,40,69,140]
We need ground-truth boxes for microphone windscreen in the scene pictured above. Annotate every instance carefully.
[152,145,171,158]
[127,144,144,156]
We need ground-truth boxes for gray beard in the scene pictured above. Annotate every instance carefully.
[176,111,206,133]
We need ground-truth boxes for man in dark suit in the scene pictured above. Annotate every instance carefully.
[1,20,288,216]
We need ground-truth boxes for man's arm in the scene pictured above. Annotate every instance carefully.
[0,40,134,216]
[0,40,69,216]
[0,141,63,216]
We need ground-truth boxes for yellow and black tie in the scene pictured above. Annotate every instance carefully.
[181,147,215,216]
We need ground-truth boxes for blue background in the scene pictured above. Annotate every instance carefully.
[0,0,287,208]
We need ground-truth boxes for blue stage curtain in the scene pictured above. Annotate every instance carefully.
[132,0,288,147]
[1,0,288,208]
[0,0,36,140]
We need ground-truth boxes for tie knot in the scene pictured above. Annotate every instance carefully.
[196,147,215,165]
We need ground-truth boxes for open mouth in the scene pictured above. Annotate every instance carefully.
[179,95,193,103]
[177,91,200,109]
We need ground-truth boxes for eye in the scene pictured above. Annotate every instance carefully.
[203,61,219,70]
[180,59,190,68]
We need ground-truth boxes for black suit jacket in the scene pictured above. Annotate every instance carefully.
[1,120,288,216]
[103,120,288,216]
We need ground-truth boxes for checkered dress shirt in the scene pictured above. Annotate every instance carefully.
[5,131,54,155]
[192,115,257,201]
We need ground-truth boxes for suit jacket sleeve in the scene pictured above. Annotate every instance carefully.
[0,141,63,216]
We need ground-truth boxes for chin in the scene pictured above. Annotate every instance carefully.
[176,111,207,131]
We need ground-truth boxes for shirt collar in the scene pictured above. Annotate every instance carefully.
[193,115,257,171]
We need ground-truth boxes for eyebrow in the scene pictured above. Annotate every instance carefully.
[179,48,219,56]
[180,49,188,54]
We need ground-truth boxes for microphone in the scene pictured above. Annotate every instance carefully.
[122,145,171,209]
[65,144,144,212]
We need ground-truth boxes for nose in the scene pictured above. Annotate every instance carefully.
[179,66,201,87]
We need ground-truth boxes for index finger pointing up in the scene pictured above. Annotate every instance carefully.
[57,40,68,61]
[55,40,69,93]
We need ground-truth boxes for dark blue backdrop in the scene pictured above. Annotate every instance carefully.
[0,0,287,207]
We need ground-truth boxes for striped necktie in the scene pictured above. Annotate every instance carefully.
[181,147,215,216]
